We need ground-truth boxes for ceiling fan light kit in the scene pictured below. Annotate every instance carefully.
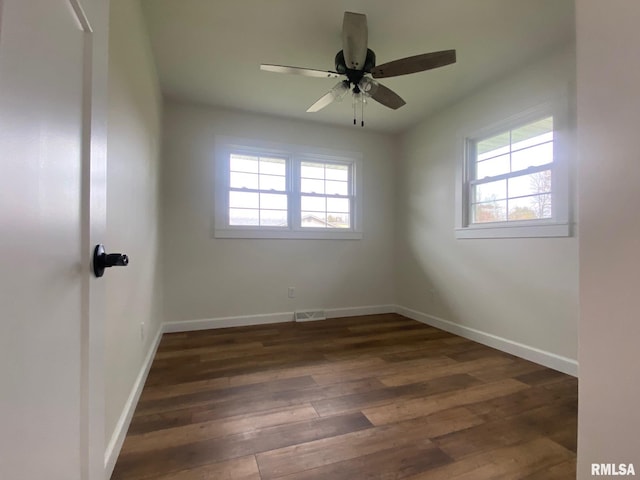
[260,11,456,127]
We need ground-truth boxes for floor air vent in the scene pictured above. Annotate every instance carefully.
[294,310,326,322]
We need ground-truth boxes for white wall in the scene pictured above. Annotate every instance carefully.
[396,45,579,365]
[105,0,163,457]
[576,1,640,476]
[161,100,397,324]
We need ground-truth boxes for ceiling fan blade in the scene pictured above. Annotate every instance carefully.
[371,83,406,110]
[307,81,350,113]
[359,78,405,110]
[342,12,368,70]
[306,91,335,113]
[261,64,341,79]
[371,50,456,78]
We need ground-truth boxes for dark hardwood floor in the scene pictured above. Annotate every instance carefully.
[111,313,577,480]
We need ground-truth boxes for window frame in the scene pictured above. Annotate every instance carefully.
[214,137,363,240]
[227,150,291,230]
[455,100,571,239]
[294,156,356,233]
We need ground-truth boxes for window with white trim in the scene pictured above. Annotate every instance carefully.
[214,139,362,239]
[228,153,288,227]
[300,161,352,229]
[470,116,554,224]
[456,102,571,239]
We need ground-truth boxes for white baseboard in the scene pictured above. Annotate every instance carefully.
[163,311,293,333]
[395,305,578,377]
[104,325,163,478]
[163,305,397,332]
[326,304,396,319]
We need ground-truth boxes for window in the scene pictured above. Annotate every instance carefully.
[456,103,570,238]
[214,138,362,239]
[470,117,553,224]
[228,154,288,227]
[300,161,351,229]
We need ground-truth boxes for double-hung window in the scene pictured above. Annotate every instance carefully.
[228,153,288,227]
[471,116,553,223]
[457,103,571,238]
[299,161,351,229]
[215,138,362,239]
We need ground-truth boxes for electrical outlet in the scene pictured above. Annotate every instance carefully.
[140,322,145,341]
[288,287,295,298]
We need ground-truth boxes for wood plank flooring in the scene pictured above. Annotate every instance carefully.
[111,313,577,480]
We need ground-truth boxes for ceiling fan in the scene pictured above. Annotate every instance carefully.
[260,11,456,126]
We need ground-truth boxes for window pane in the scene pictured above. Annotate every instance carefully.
[301,195,326,212]
[301,178,325,194]
[301,212,327,228]
[511,142,553,172]
[531,194,552,219]
[507,198,538,220]
[326,164,349,181]
[467,115,555,228]
[511,117,553,147]
[327,197,350,213]
[259,174,286,191]
[230,172,259,189]
[259,157,286,176]
[230,154,259,173]
[476,154,510,179]
[260,209,288,227]
[508,170,551,198]
[508,194,552,220]
[301,162,325,179]
[512,131,553,152]
[260,193,287,210]
[472,200,506,223]
[326,180,348,196]
[229,191,258,209]
[477,132,510,160]
[229,208,259,226]
[327,213,350,228]
[474,179,506,203]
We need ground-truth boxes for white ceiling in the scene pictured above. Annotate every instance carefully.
[140,0,575,134]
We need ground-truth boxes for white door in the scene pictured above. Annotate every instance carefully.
[0,1,107,479]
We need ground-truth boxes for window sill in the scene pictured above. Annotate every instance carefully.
[214,228,363,240]
[455,222,570,239]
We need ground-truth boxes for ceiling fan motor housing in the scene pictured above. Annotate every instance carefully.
[335,48,376,77]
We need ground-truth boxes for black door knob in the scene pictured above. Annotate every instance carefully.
[93,244,129,278]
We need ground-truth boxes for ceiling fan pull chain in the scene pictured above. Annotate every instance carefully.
[353,94,357,125]
[361,97,365,127]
